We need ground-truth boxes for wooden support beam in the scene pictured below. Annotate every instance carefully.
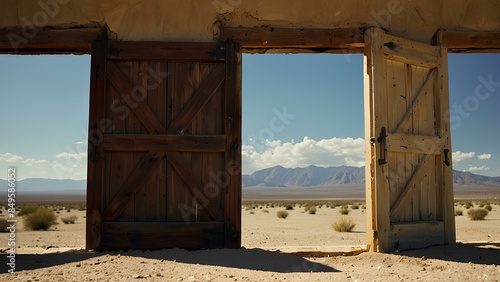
[107,41,226,62]
[221,27,365,53]
[383,33,439,68]
[386,134,442,155]
[0,27,101,54]
[390,155,430,219]
[101,135,227,152]
[439,30,500,53]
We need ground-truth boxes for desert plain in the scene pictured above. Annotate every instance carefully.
[0,198,499,281]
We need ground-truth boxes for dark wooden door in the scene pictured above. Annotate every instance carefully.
[86,35,241,250]
[364,28,455,252]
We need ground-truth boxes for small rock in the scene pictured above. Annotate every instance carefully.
[188,276,197,282]
[421,256,427,261]
[205,274,211,281]
[76,263,81,267]
[132,274,145,279]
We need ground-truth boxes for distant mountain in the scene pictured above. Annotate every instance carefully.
[0,178,86,193]
[243,165,500,187]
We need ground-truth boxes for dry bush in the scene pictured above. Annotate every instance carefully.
[467,208,489,221]
[18,204,39,216]
[307,206,317,215]
[276,210,289,219]
[351,204,359,210]
[0,218,9,232]
[285,204,294,210]
[339,207,350,215]
[23,207,57,231]
[61,215,78,224]
[332,217,356,232]
[454,209,463,216]
[464,202,473,209]
[484,204,492,211]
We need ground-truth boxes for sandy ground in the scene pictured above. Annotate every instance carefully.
[0,203,499,281]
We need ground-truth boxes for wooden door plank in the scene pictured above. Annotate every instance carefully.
[363,51,377,252]
[86,28,107,251]
[393,69,434,132]
[101,222,224,250]
[390,155,430,219]
[436,31,456,245]
[107,61,168,134]
[101,134,227,152]
[165,151,224,221]
[382,33,439,69]
[386,133,442,155]
[167,64,226,134]
[390,221,445,251]
[102,151,164,221]
[367,27,391,252]
[224,41,242,248]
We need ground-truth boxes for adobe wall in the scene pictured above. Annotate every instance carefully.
[1,0,499,43]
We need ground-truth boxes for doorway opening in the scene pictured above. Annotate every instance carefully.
[448,53,500,243]
[0,54,90,250]
[241,53,366,249]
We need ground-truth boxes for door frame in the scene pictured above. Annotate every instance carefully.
[1,26,499,252]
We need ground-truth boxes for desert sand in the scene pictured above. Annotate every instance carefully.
[0,202,499,281]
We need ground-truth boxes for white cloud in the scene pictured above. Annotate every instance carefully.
[0,153,23,163]
[477,153,492,160]
[55,152,87,160]
[75,140,87,146]
[452,151,475,162]
[242,136,365,174]
[468,166,489,172]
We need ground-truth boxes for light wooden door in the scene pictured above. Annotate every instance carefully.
[86,34,241,250]
[364,28,455,252]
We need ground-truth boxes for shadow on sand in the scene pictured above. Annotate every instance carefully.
[400,242,500,265]
[0,247,338,273]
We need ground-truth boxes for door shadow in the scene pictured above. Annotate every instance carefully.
[399,242,500,265]
[0,248,338,273]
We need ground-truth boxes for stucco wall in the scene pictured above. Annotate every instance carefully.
[1,0,499,43]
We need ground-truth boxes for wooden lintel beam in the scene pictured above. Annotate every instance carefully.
[383,33,439,68]
[101,134,226,152]
[220,27,365,52]
[439,30,500,52]
[0,28,102,54]
[107,41,226,62]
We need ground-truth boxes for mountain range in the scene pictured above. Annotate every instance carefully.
[243,165,500,187]
[0,166,498,194]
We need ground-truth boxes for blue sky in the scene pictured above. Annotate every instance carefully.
[0,53,499,180]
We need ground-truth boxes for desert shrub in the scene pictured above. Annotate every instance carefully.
[18,204,39,216]
[23,207,57,230]
[332,217,356,232]
[285,204,294,210]
[351,204,359,210]
[0,218,10,232]
[454,209,463,216]
[249,211,255,215]
[339,207,350,215]
[464,202,473,209]
[361,205,366,210]
[467,208,489,221]
[61,215,78,224]
[479,203,485,208]
[484,204,492,211]
[308,206,317,215]
[262,209,269,213]
[276,210,289,219]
